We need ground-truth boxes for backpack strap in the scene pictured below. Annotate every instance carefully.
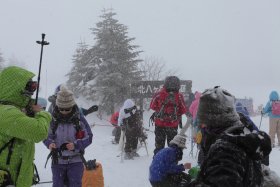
[156,92,178,121]
[0,138,16,165]
[51,110,82,135]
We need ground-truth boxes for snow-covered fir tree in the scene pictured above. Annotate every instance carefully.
[77,9,143,114]
[66,41,89,96]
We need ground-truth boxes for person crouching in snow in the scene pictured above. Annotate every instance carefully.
[43,87,92,187]
[149,124,191,187]
[118,99,145,160]
[187,86,272,187]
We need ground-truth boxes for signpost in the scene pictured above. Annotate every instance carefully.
[130,80,192,119]
[131,80,192,98]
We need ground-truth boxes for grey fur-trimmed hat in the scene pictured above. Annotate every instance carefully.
[197,86,240,129]
[56,87,76,109]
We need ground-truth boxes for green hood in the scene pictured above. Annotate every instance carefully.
[0,66,35,108]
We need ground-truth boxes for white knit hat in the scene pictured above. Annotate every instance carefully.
[56,87,76,108]
[170,123,189,149]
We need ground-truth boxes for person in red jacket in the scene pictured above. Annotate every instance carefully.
[110,111,120,144]
[150,76,188,156]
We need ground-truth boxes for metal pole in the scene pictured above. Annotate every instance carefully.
[35,33,49,104]
[259,113,263,129]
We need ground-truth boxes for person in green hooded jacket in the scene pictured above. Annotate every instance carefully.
[0,66,51,187]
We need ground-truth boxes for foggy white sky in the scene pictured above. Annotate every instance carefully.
[0,0,279,107]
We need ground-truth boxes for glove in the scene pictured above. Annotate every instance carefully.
[150,112,156,122]
[87,105,99,113]
[86,159,97,170]
[139,131,148,142]
[188,166,200,179]
[0,169,13,186]
[120,125,126,131]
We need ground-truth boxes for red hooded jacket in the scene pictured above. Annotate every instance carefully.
[110,111,119,126]
[150,87,188,128]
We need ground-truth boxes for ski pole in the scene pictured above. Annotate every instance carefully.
[259,113,263,130]
[120,129,125,163]
[35,33,49,104]
[143,140,149,156]
[36,181,53,185]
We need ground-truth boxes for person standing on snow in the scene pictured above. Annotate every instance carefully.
[187,86,271,187]
[38,97,48,110]
[110,111,121,144]
[43,87,92,187]
[0,66,51,187]
[118,99,146,160]
[189,91,204,165]
[262,90,280,147]
[150,76,188,157]
[149,124,192,187]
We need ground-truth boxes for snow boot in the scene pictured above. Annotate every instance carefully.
[124,152,134,160]
[132,152,140,157]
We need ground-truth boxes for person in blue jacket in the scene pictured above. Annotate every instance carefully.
[235,102,259,131]
[43,87,93,187]
[262,91,280,147]
[149,125,191,187]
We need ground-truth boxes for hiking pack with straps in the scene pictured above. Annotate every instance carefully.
[156,92,179,122]
[271,100,280,115]
[45,108,88,168]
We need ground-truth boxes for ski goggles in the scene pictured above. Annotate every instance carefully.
[22,80,38,96]
[58,107,72,112]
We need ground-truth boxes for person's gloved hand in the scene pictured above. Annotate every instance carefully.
[150,112,156,122]
[188,166,200,179]
[86,159,97,170]
[120,125,126,131]
[87,105,98,113]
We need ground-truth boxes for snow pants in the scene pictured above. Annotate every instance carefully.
[52,162,84,187]
[153,126,178,156]
[114,127,121,143]
[124,124,141,153]
[269,117,280,145]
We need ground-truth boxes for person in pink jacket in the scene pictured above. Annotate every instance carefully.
[189,91,204,165]
[189,91,202,123]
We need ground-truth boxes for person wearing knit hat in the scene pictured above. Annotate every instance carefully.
[188,86,272,187]
[55,87,76,110]
[149,124,192,187]
[43,86,93,187]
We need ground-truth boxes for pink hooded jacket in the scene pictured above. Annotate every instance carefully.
[189,91,202,120]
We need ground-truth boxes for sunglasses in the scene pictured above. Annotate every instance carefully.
[58,108,72,112]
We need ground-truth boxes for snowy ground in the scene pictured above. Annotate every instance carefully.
[34,110,280,187]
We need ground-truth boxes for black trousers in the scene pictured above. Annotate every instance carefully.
[150,172,191,187]
[114,127,121,143]
[124,125,140,153]
[154,126,178,156]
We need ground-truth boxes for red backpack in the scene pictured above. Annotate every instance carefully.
[272,101,280,115]
[156,92,179,122]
